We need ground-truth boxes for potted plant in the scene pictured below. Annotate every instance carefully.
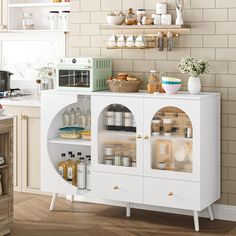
[178,57,209,94]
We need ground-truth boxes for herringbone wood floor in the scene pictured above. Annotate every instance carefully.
[9,192,236,236]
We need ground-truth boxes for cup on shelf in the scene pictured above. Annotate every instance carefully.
[126,35,135,48]
[117,35,126,47]
[48,11,59,30]
[135,35,146,48]
[107,35,117,48]
[161,14,172,25]
[123,156,130,167]
[60,11,70,31]
[152,14,161,25]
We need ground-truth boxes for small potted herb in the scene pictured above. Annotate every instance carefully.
[178,57,209,94]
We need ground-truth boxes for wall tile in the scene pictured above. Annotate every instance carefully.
[228,62,236,74]
[203,9,227,22]
[229,115,236,127]
[222,128,236,141]
[122,0,144,10]
[229,194,236,206]
[229,88,236,101]
[191,48,215,60]
[80,48,100,57]
[222,101,236,114]
[179,35,202,48]
[216,49,236,61]
[222,180,236,194]
[229,141,236,154]
[90,36,107,47]
[101,0,122,11]
[216,75,236,88]
[91,12,108,24]
[70,12,90,24]
[191,0,215,9]
[229,168,236,181]
[101,48,122,59]
[167,48,190,60]
[71,0,80,12]
[216,0,236,8]
[216,22,236,34]
[81,0,100,11]
[183,9,203,22]
[222,167,228,180]
[156,61,179,73]
[144,50,167,60]
[222,140,228,153]
[113,59,133,72]
[216,193,228,205]
[228,36,236,48]
[209,61,227,74]
[229,9,236,21]
[222,114,228,127]
[133,60,156,72]
[203,35,227,48]
[69,24,80,35]
[122,49,144,60]
[222,154,236,167]
[190,22,215,35]
[81,24,100,35]
[68,36,90,48]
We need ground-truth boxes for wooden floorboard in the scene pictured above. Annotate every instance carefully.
[9,192,236,236]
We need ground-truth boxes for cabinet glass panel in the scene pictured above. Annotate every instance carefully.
[151,106,193,173]
[98,104,136,168]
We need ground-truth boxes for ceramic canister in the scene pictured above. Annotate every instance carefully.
[161,14,172,25]
[156,2,167,15]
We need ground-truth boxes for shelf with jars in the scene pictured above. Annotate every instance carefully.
[6,0,71,32]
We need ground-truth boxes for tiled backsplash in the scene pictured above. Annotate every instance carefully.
[67,0,236,206]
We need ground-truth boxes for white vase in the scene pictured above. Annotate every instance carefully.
[188,76,201,95]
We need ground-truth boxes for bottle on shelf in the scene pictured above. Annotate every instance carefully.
[62,109,70,126]
[86,155,91,191]
[67,154,77,186]
[69,108,76,125]
[77,157,86,189]
[106,105,114,131]
[75,107,82,126]
[58,153,67,180]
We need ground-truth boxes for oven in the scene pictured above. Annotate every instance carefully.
[57,58,112,91]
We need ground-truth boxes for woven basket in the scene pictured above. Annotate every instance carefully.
[107,79,142,93]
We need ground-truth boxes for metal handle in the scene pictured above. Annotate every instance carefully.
[136,135,142,139]
[144,135,149,140]
[21,115,28,120]
[113,185,119,190]
[168,192,174,197]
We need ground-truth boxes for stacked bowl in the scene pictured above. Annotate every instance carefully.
[162,77,182,94]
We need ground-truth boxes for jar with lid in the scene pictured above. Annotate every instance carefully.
[136,9,146,25]
[62,109,70,126]
[152,117,161,136]
[22,13,34,30]
[125,8,137,25]
[147,70,158,93]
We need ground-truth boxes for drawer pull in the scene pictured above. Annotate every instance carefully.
[144,135,149,140]
[113,185,119,190]
[168,192,174,197]
[137,135,142,139]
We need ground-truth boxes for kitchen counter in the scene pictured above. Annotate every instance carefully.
[0,95,41,107]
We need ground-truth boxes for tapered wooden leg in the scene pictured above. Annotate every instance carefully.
[208,205,214,221]
[126,202,131,218]
[193,211,199,232]
[50,193,57,211]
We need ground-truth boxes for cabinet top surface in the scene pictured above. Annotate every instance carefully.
[42,90,220,100]
[0,95,41,107]
[0,115,14,121]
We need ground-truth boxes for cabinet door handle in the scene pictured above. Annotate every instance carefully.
[144,135,149,139]
[113,185,119,190]
[136,135,142,139]
[21,115,28,120]
[168,192,174,197]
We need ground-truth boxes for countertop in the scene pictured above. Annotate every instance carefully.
[0,114,14,120]
[0,95,41,107]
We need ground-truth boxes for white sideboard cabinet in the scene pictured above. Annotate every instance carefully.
[41,91,220,232]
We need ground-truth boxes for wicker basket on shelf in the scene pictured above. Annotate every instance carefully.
[107,79,142,93]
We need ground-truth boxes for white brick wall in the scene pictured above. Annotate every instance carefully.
[67,0,236,206]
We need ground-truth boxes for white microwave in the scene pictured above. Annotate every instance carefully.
[57,57,112,91]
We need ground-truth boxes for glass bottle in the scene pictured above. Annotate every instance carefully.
[69,108,76,126]
[86,157,91,191]
[58,153,67,180]
[67,154,77,186]
[22,12,34,30]
[157,31,164,51]
[167,31,174,51]
[114,105,123,131]
[62,109,70,126]
[75,107,82,126]
[77,157,86,189]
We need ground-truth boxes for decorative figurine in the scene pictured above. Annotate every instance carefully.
[175,0,184,25]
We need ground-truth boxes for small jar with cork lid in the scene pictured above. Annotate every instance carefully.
[147,70,158,93]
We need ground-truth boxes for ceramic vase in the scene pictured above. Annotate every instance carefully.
[188,76,201,95]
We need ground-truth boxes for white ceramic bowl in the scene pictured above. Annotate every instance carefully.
[0,109,5,116]
[162,83,181,94]
[106,15,124,25]
[162,76,181,83]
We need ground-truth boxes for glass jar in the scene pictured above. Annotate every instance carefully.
[147,70,158,94]
[75,107,82,126]
[22,13,34,30]
[125,8,137,25]
[104,144,114,156]
[69,108,76,125]
[163,118,173,136]
[123,156,130,167]
[136,9,146,25]
[152,118,161,136]
[62,109,70,126]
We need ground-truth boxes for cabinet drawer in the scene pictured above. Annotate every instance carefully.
[144,177,200,210]
[92,172,143,204]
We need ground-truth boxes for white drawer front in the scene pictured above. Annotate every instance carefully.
[92,172,143,204]
[144,177,200,210]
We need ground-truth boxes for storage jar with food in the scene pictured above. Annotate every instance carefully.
[163,118,173,136]
[59,126,84,139]
[152,117,161,136]
[125,8,137,25]
[147,70,158,93]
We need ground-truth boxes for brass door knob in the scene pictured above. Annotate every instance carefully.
[113,185,119,190]
[168,192,174,197]
[21,115,28,120]
[144,135,149,139]
[137,135,142,139]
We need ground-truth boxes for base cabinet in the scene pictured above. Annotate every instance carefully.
[4,106,41,194]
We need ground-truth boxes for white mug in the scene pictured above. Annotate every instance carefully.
[60,11,70,30]
[48,11,59,30]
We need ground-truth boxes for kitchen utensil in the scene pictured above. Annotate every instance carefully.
[0,70,13,92]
